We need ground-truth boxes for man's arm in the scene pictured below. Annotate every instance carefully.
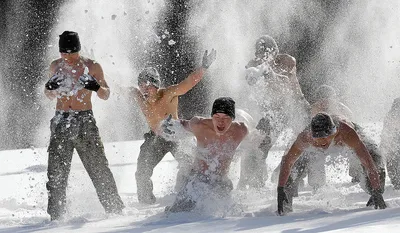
[166,49,216,97]
[180,116,203,133]
[275,54,296,79]
[238,122,249,140]
[160,116,202,140]
[166,68,206,96]
[44,61,58,100]
[276,55,310,110]
[338,102,354,120]
[89,62,110,100]
[342,124,381,189]
[278,133,307,187]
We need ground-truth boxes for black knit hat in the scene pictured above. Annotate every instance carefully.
[311,113,337,138]
[59,31,81,53]
[137,67,161,88]
[211,97,235,119]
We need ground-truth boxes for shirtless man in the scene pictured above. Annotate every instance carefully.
[131,49,216,204]
[294,84,356,189]
[238,35,310,189]
[276,113,386,215]
[160,97,248,212]
[44,31,124,220]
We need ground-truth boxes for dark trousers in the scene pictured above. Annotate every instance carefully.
[46,110,124,220]
[135,131,190,204]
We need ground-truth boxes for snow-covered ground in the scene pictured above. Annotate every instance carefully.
[1,123,400,232]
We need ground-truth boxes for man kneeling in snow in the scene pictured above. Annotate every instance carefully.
[277,113,386,215]
[161,97,248,213]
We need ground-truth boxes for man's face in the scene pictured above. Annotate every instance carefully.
[312,134,335,149]
[138,81,158,97]
[60,52,80,64]
[212,113,233,134]
[255,43,276,62]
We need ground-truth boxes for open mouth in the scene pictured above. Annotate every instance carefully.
[217,126,225,132]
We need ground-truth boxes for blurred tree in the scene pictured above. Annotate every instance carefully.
[0,0,64,150]
[149,0,210,119]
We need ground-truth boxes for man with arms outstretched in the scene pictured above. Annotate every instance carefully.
[131,49,216,204]
[276,113,386,215]
[161,97,248,212]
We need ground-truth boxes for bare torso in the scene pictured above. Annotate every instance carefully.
[191,119,247,176]
[48,57,99,111]
[280,117,381,189]
[135,89,179,134]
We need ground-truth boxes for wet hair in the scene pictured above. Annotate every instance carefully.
[255,35,279,59]
[137,67,161,88]
[211,97,235,119]
[315,85,337,100]
[311,113,337,138]
[59,31,81,53]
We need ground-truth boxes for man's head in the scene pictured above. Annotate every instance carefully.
[311,113,337,147]
[138,67,161,96]
[59,31,81,64]
[211,97,235,134]
[315,85,337,100]
[255,35,279,61]
[59,31,81,54]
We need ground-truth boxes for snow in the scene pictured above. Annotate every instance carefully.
[0,123,400,232]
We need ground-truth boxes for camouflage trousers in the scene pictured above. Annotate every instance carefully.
[135,131,192,204]
[46,110,124,220]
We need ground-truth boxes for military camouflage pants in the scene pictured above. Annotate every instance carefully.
[135,131,191,204]
[46,110,124,220]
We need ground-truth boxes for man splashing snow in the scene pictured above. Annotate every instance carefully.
[160,97,248,213]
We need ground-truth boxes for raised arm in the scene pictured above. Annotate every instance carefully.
[166,49,216,96]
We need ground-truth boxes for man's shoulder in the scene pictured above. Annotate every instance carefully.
[245,59,261,68]
[190,116,209,125]
[231,121,249,135]
[50,58,63,66]
[81,56,99,67]
[298,129,311,141]
[337,120,357,137]
[276,53,296,62]
[49,58,63,72]
[275,54,296,68]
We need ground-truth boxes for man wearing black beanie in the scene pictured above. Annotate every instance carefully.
[58,31,81,53]
[44,31,124,220]
[276,113,386,215]
[160,97,248,213]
